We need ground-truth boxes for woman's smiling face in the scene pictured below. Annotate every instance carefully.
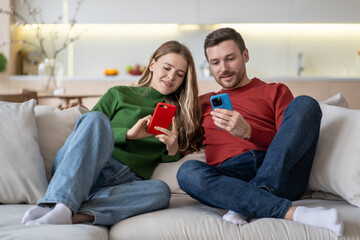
[149,53,188,95]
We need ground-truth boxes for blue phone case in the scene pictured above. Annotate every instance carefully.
[210,93,233,111]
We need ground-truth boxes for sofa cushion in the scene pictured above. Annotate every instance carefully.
[0,204,108,240]
[308,102,360,207]
[110,194,359,239]
[151,149,206,194]
[34,105,88,181]
[0,99,48,204]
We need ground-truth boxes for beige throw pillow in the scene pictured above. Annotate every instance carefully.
[35,105,88,181]
[0,99,48,204]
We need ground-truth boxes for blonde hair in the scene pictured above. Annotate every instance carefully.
[138,41,203,155]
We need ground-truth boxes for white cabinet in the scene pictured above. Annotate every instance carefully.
[68,0,107,23]
[198,0,360,24]
[198,0,292,24]
[14,0,360,24]
[69,0,198,24]
[289,0,360,23]
[14,0,64,24]
[106,0,198,24]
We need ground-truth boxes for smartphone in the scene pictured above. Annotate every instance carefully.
[210,93,233,111]
[147,102,177,135]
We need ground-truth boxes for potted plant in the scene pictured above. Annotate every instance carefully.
[0,53,7,72]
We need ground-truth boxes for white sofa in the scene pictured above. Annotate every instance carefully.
[1,93,360,240]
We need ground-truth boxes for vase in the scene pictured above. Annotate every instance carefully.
[38,58,64,95]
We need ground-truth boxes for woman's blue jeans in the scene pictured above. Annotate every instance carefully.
[37,111,171,225]
[177,96,322,219]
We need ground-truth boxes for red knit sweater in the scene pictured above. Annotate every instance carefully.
[200,78,294,166]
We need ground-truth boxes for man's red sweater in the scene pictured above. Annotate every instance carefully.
[200,78,294,166]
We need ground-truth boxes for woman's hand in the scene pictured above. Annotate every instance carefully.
[126,115,153,140]
[60,101,88,110]
[154,117,179,155]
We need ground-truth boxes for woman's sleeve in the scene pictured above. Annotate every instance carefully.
[91,88,118,118]
[161,150,181,163]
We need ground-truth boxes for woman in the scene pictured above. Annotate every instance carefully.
[22,40,203,226]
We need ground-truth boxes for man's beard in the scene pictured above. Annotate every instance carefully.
[216,71,245,89]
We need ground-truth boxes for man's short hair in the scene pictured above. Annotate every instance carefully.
[204,28,246,60]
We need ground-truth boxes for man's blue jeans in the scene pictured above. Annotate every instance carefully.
[177,96,322,219]
[37,111,171,225]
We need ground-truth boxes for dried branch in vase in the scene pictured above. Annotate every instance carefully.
[0,0,85,60]
[1,0,86,93]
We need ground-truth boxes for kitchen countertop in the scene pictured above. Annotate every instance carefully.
[9,75,360,82]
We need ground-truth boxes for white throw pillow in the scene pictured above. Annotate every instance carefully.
[309,103,360,207]
[321,92,349,108]
[0,99,48,204]
[35,105,88,181]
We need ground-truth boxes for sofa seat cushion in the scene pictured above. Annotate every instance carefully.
[109,194,360,240]
[0,205,108,240]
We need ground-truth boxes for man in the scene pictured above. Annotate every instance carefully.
[177,27,343,236]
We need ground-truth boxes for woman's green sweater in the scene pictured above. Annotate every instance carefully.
[92,86,180,179]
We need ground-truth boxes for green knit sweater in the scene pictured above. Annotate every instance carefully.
[91,86,180,179]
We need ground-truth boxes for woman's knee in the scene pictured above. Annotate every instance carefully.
[148,180,171,208]
[79,111,113,134]
[80,111,109,126]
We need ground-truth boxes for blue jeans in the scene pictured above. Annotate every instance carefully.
[37,111,171,225]
[177,96,322,219]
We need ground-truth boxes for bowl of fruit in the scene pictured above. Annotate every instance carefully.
[126,64,145,76]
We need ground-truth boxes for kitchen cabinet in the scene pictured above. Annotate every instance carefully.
[198,0,360,23]
[289,0,360,23]
[69,0,198,24]
[14,0,360,24]
[14,0,63,24]
[198,0,292,24]
[68,0,107,24]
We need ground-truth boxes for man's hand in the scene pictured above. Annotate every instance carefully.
[211,108,251,139]
[154,117,179,156]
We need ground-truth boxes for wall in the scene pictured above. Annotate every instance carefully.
[6,0,360,79]
[2,0,360,109]
[15,23,360,79]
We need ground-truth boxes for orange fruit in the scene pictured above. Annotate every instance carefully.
[104,69,118,76]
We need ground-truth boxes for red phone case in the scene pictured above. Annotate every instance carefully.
[147,102,177,135]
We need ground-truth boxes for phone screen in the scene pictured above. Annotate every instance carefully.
[147,102,177,135]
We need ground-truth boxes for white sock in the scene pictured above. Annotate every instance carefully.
[22,205,52,224]
[293,206,343,236]
[222,210,248,225]
[25,203,72,225]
